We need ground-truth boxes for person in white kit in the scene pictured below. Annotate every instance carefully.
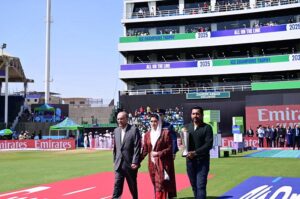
[100,133,105,148]
[88,132,93,149]
[83,133,88,149]
[94,131,100,148]
[105,130,111,149]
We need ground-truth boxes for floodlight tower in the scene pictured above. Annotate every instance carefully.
[45,0,51,104]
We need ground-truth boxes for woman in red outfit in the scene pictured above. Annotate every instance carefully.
[140,114,177,199]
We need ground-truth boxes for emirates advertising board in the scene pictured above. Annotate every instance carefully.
[246,104,300,129]
[0,139,75,150]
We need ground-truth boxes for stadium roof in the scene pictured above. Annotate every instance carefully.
[0,53,33,83]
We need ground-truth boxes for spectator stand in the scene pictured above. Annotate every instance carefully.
[130,107,184,135]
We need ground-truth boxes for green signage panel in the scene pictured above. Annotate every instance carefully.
[119,33,195,43]
[251,80,300,91]
[186,92,230,99]
[213,55,289,67]
[204,110,220,134]
[232,116,244,126]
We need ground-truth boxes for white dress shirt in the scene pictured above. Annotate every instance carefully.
[121,125,127,144]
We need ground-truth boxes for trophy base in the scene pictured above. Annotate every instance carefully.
[182,151,188,157]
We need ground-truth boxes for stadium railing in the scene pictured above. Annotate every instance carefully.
[120,85,252,96]
[125,0,299,19]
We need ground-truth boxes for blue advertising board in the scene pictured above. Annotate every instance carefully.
[220,176,300,199]
[210,25,286,38]
[120,61,197,70]
[232,125,241,134]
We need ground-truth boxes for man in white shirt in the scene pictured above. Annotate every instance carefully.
[257,125,265,147]
[112,111,141,199]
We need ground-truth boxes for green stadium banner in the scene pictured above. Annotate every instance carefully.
[119,33,195,43]
[213,55,289,67]
[251,80,300,91]
[186,92,230,99]
[204,110,220,134]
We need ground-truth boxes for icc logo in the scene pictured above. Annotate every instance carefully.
[240,185,300,199]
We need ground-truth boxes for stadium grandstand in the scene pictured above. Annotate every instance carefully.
[0,51,33,130]
[118,0,300,135]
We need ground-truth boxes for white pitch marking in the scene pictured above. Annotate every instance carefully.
[63,187,96,196]
[0,187,50,198]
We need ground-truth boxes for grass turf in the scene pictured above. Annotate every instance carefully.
[0,149,300,198]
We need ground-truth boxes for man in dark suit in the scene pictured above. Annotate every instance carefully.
[185,106,213,199]
[246,126,254,137]
[112,111,141,199]
[293,124,300,150]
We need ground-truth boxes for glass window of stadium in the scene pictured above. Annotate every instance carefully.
[216,0,249,5]
[127,28,149,36]
[185,0,210,8]
[157,0,179,10]
[257,15,295,27]
[217,19,250,30]
[133,2,149,12]
[157,26,179,34]
[185,23,211,33]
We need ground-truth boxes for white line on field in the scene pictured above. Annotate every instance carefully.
[0,187,50,198]
[63,187,96,196]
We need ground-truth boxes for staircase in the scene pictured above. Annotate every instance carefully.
[11,103,30,131]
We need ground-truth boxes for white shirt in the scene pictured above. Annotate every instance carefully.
[258,128,265,138]
[121,125,127,144]
[194,125,198,131]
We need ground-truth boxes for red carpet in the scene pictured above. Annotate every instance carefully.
[0,172,214,199]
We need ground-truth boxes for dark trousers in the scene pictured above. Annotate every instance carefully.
[186,158,210,199]
[294,136,300,150]
[258,137,264,147]
[112,164,138,199]
[266,138,271,147]
[271,139,276,148]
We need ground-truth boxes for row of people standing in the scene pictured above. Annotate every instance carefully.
[112,106,213,199]
[247,124,300,149]
[83,131,113,149]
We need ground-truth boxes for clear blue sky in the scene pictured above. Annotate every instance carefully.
[0,0,123,103]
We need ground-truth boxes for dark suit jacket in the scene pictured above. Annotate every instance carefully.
[186,122,213,159]
[113,124,141,171]
[292,127,300,139]
[162,121,179,155]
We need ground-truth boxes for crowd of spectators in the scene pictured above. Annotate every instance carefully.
[127,30,150,37]
[127,15,297,37]
[130,0,298,19]
[215,0,250,12]
[246,124,300,149]
[186,26,211,33]
[128,106,184,135]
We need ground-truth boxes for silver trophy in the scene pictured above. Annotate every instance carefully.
[181,128,189,157]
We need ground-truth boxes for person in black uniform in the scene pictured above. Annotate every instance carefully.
[185,106,213,199]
